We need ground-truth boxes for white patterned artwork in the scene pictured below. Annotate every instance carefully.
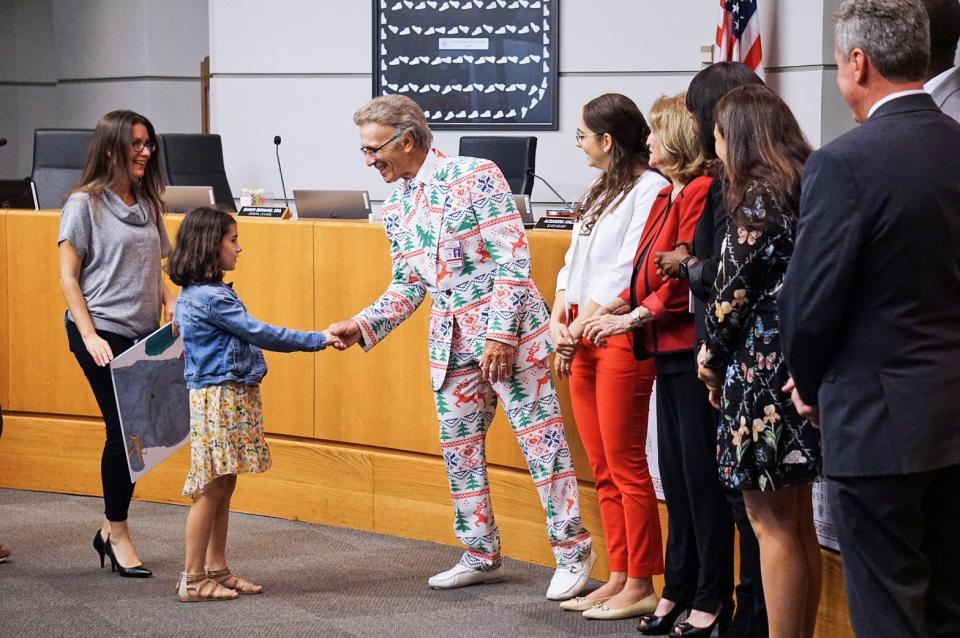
[375,0,558,129]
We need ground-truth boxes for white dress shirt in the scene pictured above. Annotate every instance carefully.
[555,170,669,311]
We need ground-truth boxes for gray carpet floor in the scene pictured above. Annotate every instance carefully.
[0,488,664,637]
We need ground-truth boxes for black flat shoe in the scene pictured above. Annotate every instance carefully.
[638,603,687,635]
[93,530,107,568]
[104,535,153,578]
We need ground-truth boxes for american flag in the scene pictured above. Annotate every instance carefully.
[715,0,764,78]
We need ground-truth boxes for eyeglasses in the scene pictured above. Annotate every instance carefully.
[130,140,157,153]
[574,131,603,146]
[360,134,402,157]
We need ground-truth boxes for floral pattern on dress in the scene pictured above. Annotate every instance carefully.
[182,382,271,498]
[704,183,821,492]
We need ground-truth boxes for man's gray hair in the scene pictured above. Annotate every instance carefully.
[353,94,433,150]
[835,0,930,82]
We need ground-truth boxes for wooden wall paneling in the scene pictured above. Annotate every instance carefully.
[228,217,316,437]
[0,415,105,495]
[6,211,98,416]
[313,221,438,454]
[0,211,8,408]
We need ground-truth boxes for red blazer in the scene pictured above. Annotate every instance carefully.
[618,175,713,356]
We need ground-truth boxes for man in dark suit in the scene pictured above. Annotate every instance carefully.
[780,0,960,635]
[923,0,960,122]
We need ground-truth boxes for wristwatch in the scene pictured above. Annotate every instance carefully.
[677,255,696,280]
[629,306,645,328]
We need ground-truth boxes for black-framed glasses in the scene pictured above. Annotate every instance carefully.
[130,140,157,153]
[360,133,402,157]
[574,131,603,146]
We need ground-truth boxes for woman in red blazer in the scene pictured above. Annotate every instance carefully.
[584,93,734,638]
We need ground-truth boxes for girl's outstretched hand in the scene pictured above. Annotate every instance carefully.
[322,329,349,351]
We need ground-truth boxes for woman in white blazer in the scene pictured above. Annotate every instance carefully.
[551,93,668,620]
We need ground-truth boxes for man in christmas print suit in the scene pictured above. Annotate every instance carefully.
[328,95,593,599]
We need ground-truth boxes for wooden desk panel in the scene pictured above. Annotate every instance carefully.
[228,217,316,438]
[6,211,99,416]
[0,212,7,407]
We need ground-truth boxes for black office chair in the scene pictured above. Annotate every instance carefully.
[458,136,537,196]
[31,129,94,209]
[157,133,236,211]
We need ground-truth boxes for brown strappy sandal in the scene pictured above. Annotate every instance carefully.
[176,571,239,602]
[206,566,263,595]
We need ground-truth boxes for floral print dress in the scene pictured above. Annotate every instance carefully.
[704,183,820,491]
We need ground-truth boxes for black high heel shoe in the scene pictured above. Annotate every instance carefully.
[670,605,732,637]
[93,530,107,568]
[103,535,153,578]
[638,602,688,635]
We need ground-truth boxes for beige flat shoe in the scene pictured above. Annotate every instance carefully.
[175,571,239,603]
[559,595,613,611]
[582,593,659,620]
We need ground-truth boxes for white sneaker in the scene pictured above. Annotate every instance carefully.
[428,563,504,589]
[546,552,596,600]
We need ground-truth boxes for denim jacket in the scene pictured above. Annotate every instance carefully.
[175,282,326,389]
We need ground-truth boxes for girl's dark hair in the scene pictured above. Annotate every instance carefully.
[167,207,237,286]
[685,62,763,161]
[578,93,651,235]
[714,84,812,229]
[73,110,165,219]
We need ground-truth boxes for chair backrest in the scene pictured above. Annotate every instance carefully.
[31,129,94,209]
[457,136,537,196]
[157,133,236,211]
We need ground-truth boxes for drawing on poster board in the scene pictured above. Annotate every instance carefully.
[110,323,190,482]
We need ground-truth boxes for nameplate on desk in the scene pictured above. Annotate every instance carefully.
[533,216,575,231]
[237,206,291,219]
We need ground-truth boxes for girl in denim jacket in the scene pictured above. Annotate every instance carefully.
[167,207,341,602]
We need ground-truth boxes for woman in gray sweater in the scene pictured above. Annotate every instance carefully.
[57,110,176,578]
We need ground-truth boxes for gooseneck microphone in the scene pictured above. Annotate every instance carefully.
[273,135,289,209]
[527,169,575,211]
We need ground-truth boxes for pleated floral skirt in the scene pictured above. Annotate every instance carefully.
[182,382,271,498]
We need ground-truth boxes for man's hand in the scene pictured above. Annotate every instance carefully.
[655,241,692,279]
[783,377,820,428]
[326,319,362,350]
[479,339,516,384]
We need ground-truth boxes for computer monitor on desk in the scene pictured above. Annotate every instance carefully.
[293,190,371,219]
[0,180,39,209]
[514,194,535,228]
[164,185,216,213]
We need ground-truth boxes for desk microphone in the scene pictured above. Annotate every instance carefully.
[273,135,290,209]
[0,138,7,148]
[527,169,575,211]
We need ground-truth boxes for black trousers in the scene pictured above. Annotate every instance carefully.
[66,320,136,522]
[655,362,734,613]
[829,464,960,638]
[726,490,769,638]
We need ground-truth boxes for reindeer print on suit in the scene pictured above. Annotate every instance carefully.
[354,150,591,569]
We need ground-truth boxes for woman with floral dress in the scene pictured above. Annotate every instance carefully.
[698,84,822,638]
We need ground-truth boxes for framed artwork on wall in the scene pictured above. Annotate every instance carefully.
[373,0,559,130]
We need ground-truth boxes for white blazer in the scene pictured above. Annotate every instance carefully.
[555,170,669,311]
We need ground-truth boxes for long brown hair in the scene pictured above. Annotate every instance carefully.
[73,110,165,221]
[578,93,650,235]
[714,85,812,227]
[167,207,237,287]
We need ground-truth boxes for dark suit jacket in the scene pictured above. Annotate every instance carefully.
[687,176,726,343]
[780,93,960,478]
[932,66,960,123]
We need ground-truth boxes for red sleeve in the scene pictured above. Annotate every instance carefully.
[639,176,713,319]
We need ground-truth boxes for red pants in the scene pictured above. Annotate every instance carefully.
[569,333,663,577]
